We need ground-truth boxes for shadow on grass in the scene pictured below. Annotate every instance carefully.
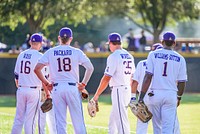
[0,95,16,107]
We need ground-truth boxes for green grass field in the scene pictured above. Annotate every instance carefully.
[0,93,200,134]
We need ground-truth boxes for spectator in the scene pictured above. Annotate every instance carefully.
[99,41,109,52]
[8,45,19,54]
[83,42,95,52]
[181,43,192,53]
[20,43,28,52]
[139,30,147,52]
[25,33,31,48]
[73,41,81,49]
[127,28,137,51]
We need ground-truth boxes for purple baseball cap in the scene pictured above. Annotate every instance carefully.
[152,43,163,51]
[30,33,43,42]
[59,27,72,38]
[162,31,176,41]
[108,33,122,42]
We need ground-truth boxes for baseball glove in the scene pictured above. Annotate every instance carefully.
[81,89,89,100]
[87,99,99,117]
[128,101,152,123]
[41,98,53,113]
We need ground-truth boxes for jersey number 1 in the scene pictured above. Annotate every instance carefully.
[162,62,167,76]
[57,58,71,72]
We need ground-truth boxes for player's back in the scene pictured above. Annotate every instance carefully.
[133,59,147,92]
[42,45,89,83]
[15,49,43,87]
[147,49,187,91]
[107,49,135,87]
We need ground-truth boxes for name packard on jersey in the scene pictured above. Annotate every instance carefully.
[154,53,180,62]
[54,50,72,56]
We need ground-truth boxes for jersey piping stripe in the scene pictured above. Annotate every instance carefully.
[32,90,40,134]
[80,94,87,134]
[145,71,153,75]
[54,110,58,133]
[117,88,125,134]
[172,111,177,134]
[104,73,112,77]
[177,80,187,82]
[38,108,41,134]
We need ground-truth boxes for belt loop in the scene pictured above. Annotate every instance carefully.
[53,83,58,87]
[68,83,76,86]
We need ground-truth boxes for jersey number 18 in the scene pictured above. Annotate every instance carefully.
[57,58,71,72]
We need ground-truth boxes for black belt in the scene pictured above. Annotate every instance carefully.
[19,85,38,89]
[53,82,76,87]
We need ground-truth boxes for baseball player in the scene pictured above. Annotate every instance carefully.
[34,27,94,134]
[130,43,163,134]
[11,33,43,134]
[38,66,57,134]
[93,33,135,134]
[138,31,187,134]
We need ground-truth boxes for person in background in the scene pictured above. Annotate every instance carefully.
[127,28,137,52]
[139,30,147,52]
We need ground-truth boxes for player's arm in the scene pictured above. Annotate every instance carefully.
[14,72,19,88]
[78,61,94,91]
[34,63,52,90]
[177,81,186,106]
[139,73,152,102]
[42,83,51,99]
[131,80,138,94]
[93,74,111,101]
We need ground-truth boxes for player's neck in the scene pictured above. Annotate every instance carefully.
[30,46,39,51]
[60,43,70,46]
[164,47,172,50]
[114,46,122,51]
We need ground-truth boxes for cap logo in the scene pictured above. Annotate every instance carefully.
[169,37,172,40]
[116,37,119,40]
[33,38,35,41]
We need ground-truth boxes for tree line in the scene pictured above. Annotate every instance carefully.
[0,0,199,47]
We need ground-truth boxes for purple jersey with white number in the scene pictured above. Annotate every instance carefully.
[14,49,43,87]
[105,49,135,87]
[38,45,90,83]
[146,49,187,91]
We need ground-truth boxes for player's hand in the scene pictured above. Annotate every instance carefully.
[128,97,137,108]
[46,82,53,92]
[92,95,99,102]
[78,83,86,91]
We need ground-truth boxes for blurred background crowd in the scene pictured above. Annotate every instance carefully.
[2,28,197,54]
[0,0,200,54]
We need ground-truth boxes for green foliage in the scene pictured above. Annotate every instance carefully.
[1,0,200,45]
[124,0,200,42]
